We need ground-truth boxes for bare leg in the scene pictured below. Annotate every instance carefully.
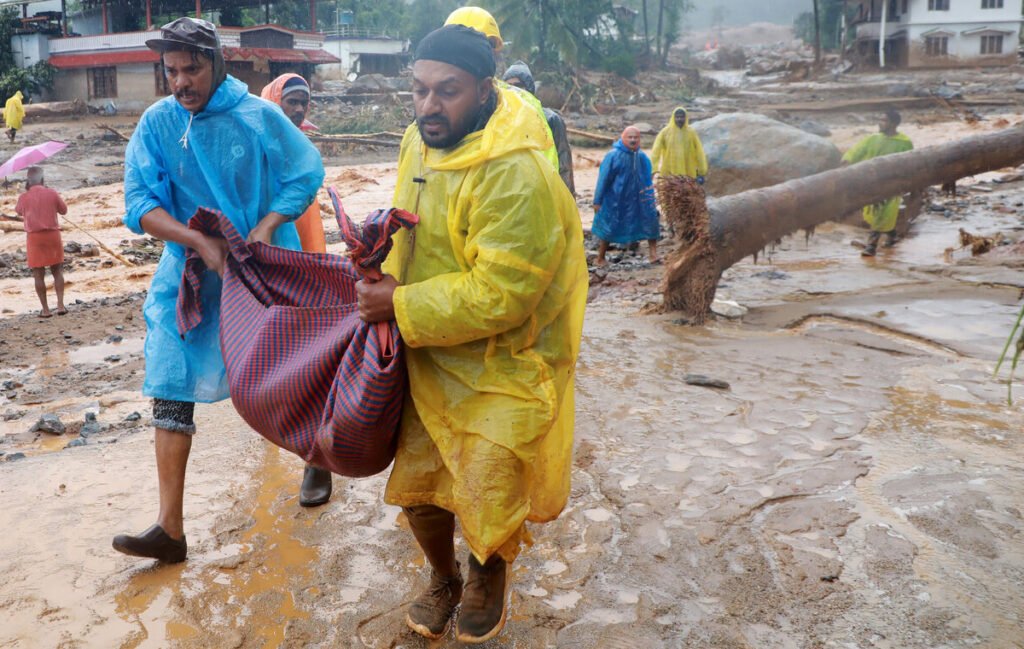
[32,267,50,316]
[648,239,659,263]
[155,427,192,540]
[595,239,609,267]
[50,264,66,313]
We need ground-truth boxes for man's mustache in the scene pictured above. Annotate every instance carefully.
[417,116,450,128]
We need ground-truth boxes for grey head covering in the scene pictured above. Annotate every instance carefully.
[502,60,535,95]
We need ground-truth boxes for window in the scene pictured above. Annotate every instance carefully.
[87,66,117,99]
[154,63,170,96]
[928,0,950,9]
[925,36,949,56]
[981,34,1004,54]
[981,0,1004,7]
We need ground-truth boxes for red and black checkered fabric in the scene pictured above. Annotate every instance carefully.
[177,188,419,477]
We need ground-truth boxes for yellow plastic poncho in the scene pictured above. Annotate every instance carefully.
[383,85,588,564]
[3,91,25,131]
[842,131,914,232]
[651,106,707,178]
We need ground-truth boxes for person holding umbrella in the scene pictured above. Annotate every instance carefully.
[4,166,69,317]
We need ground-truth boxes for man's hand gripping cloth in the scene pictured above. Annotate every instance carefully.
[177,188,418,477]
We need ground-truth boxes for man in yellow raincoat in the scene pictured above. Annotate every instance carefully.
[842,109,913,257]
[356,25,587,644]
[651,106,707,183]
[4,91,25,143]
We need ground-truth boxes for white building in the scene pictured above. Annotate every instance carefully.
[852,0,1022,67]
[319,27,407,80]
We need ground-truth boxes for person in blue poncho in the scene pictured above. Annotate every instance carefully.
[592,125,661,267]
[111,17,325,563]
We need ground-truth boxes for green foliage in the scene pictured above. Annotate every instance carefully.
[601,45,637,77]
[404,0,462,47]
[794,0,849,51]
[0,7,17,72]
[995,303,1024,405]
[0,9,56,101]
[484,0,623,67]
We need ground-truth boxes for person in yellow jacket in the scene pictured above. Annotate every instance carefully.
[4,91,25,143]
[356,25,587,644]
[841,109,914,257]
[651,106,708,183]
[444,6,562,173]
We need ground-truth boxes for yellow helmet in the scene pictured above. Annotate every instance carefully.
[444,6,504,52]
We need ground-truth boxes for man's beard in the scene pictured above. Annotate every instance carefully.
[416,102,485,150]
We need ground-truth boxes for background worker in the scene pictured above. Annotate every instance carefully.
[503,60,576,195]
[4,90,25,143]
[260,72,332,506]
[592,126,661,266]
[651,106,707,185]
[842,109,914,257]
[9,166,68,317]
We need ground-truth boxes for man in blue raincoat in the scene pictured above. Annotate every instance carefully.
[592,125,661,266]
[112,17,324,563]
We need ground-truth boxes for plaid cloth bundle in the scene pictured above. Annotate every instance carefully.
[177,188,418,477]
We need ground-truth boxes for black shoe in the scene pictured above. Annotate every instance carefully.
[112,524,187,563]
[299,464,332,507]
[861,245,876,257]
[882,233,897,248]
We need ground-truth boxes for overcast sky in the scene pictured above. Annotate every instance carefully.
[688,0,810,28]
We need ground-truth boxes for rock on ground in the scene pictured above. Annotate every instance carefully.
[693,112,842,196]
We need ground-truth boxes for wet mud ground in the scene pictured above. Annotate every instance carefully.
[2,123,1024,648]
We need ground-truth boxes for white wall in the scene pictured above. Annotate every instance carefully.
[11,33,49,68]
[320,37,405,79]
[906,0,1021,65]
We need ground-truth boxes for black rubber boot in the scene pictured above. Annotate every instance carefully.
[299,464,332,507]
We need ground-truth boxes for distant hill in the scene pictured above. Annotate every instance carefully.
[687,0,809,29]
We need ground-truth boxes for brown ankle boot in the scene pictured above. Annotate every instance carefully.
[406,562,463,639]
[403,506,461,639]
[456,554,508,644]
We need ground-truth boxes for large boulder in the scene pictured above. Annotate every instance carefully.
[692,113,842,196]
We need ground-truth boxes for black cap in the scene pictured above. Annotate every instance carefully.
[146,17,220,53]
[414,25,495,80]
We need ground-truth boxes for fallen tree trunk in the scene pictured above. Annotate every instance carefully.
[663,125,1024,317]
[23,99,87,119]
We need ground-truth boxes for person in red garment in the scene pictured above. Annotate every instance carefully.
[13,166,68,317]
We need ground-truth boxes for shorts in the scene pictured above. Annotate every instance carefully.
[152,398,196,435]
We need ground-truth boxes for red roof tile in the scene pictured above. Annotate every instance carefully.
[49,50,160,69]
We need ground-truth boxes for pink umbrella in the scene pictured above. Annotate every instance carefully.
[0,141,68,178]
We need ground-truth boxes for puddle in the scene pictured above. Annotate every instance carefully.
[114,444,317,647]
[69,337,145,364]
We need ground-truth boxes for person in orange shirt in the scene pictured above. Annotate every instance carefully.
[11,166,68,317]
[259,73,333,506]
[260,74,327,255]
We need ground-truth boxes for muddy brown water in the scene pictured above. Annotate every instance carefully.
[2,160,1024,647]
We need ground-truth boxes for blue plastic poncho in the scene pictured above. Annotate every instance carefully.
[592,140,660,244]
[124,75,325,403]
